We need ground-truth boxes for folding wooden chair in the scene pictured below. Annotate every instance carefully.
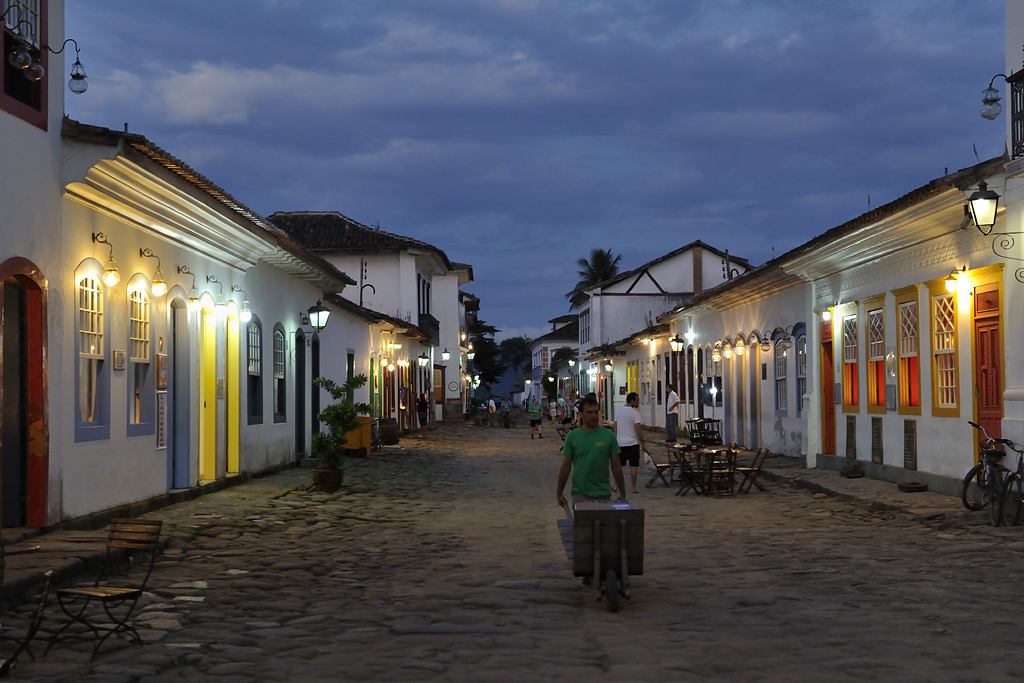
[644,447,676,488]
[46,519,162,660]
[737,447,770,494]
[0,570,52,677]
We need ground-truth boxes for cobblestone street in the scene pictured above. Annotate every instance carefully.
[8,422,1024,682]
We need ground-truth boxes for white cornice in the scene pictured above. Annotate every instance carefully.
[64,157,275,271]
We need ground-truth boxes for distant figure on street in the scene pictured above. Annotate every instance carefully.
[529,397,544,439]
[556,396,626,507]
[614,392,648,494]
[549,399,558,422]
[488,396,496,427]
[561,397,575,425]
[416,393,430,438]
[665,384,680,442]
[501,397,512,429]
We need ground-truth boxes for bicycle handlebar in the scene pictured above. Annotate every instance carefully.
[969,420,1024,453]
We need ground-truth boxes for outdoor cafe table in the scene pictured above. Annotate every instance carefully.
[673,445,732,497]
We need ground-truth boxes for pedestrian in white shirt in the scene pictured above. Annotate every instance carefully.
[614,392,648,494]
[665,384,680,442]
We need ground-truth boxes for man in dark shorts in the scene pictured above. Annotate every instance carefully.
[528,397,544,438]
[613,392,648,494]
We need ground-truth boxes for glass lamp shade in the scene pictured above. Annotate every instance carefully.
[417,354,429,367]
[239,301,252,323]
[603,363,612,372]
[968,181,1000,233]
[711,349,721,363]
[945,271,959,293]
[669,335,683,352]
[307,300,330,331]
[68,58,88,94]
[150,268,167,296]
[8,42,31,69]
[23,60,43,81]
[467,351,475,360]
[735,341,745,355]
[102,258,120,286]
[568,359,576,367]
[441,348,450,361]
[187,286,201,312]
[981,86,1002,120]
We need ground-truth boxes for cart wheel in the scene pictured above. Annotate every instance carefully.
[606,570,619,613]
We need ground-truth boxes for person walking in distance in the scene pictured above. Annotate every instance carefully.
[556,396,626,507]
[416,393,430,438]
[614,392,648,494]
[487,396,496,428]
[501,396,513,429]
[529,397,544,439]
[665,384,680,443]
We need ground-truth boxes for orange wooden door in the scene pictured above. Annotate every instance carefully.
[975,318,1002,440]
[821,333,836,455]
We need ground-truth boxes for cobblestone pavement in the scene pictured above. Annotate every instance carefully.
[4,422,1023,682]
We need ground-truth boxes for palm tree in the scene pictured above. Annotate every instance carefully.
[567,248,622,307]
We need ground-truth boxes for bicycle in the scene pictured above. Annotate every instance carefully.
[960,421,1018,526]
[370,418,384,453]
[1001,440,1024,526]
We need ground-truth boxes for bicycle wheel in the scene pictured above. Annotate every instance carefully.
[988,469,1004,527]
[961,463,987,511]
[1004,473,1024,526]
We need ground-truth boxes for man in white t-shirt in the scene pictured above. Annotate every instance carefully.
[614,392,648,494]
[665,384,680,442]
[487,397,496,427]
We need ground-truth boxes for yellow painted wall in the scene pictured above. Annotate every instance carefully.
[227,316,240,473]
[200,309,217,480]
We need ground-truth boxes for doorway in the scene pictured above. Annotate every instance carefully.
[169,299,190,488]
[0,261,47,528]
[295,331,306,462]
[974,282,1002,440]
[821,321,836,454]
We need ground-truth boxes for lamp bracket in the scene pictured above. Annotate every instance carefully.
[92,232,114,258]
[139,247,161,268]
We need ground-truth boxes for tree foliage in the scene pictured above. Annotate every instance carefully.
[468,318,502,385]
[498,336,533,382]
[567,248,622,307]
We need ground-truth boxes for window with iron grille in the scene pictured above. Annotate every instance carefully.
[247,318,263,423]
[898,300,919,409]
[797,335,807,415]
[273,326,286,422]
[933,294,957,408]
[127,288,153,430]
[867,308,885,409]
[78,275,102,423]
[775,342,787,412]
[842,314,858,407]
[129,290,150,363]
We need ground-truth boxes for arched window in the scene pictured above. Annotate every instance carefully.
[247,315,263,424]
[76,266,110,441]
[796,335,807,416]
[126,279,155,435]
[273,324,287,422]
[775,341,788,413]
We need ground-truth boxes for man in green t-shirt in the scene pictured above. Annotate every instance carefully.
[556,396,626,506]
[528,397,544,439]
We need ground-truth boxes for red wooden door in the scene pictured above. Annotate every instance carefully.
[821,327,836,454]
[976,318,1002,441]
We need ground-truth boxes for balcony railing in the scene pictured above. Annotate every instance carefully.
[1009,70,1024,158]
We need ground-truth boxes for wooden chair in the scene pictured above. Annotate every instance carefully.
[644,447,676,488]
[737,447,770,494]
[707,449,737,497]
[0,570,52,677]
[675,446,707,497]
[46,519,162,660]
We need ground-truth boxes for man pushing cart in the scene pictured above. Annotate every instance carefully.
[556,396,644,611]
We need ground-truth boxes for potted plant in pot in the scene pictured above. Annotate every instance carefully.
[310,373,370,493]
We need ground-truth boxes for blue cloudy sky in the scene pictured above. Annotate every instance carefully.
[64,1,1005,340]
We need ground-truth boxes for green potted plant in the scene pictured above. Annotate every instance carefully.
[310,373,370,492]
